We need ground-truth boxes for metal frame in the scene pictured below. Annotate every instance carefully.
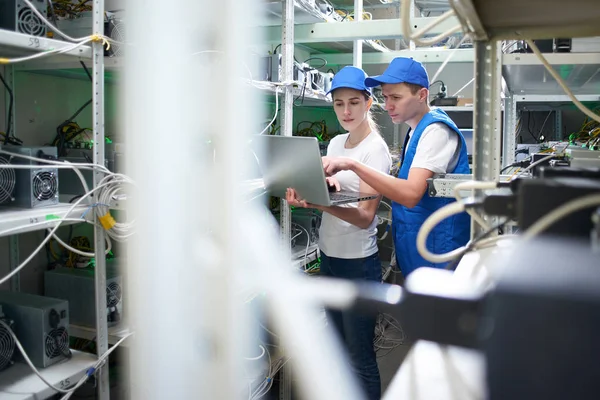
[91,0,109,398]
[472,41,502,237]
[428,174,513,198]
[501,93,600,167]
[353,0,364,68]
[260,16,461,44]
[279,1,295,398]
[319,48,474,65]
[3,65,19,293]
[502,94,517,167]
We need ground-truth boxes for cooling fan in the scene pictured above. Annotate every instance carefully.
[0,315,15,371]
[0,153,16,205]
[45,326,69,359]
[106,13,125,57]
[16,3,45,36]
[32,170,58,202]
[107,281,123,323]
[107,281,122,308]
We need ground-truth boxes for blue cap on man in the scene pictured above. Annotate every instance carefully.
[364,57,430,88]
[326,66,372,96]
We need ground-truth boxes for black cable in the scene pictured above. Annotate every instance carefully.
[303,57,327,70]
[68,99,93,122]
[273,44,282,54]
[337,8,350,20]
[445,218,510,271]
[429,80,446,93]
[47,0,59,26]
[0,72,14,144]
[79,61,93,82]
[527,111,540,143]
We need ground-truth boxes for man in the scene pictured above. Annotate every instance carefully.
[322,57,470,277]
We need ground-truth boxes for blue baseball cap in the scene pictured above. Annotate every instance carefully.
[326,66,372,96]
[364,57,429,88]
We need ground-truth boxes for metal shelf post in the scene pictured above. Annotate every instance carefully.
[472,41,502,238]
[502,94,517,167]
[279,0,295,398]
[4,65,19,292]
[92,0,109,399]
[353,0,363,68]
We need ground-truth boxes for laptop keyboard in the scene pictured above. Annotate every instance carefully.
[329,192,358,201]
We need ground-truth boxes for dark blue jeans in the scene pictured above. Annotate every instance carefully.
[320,251,382,400]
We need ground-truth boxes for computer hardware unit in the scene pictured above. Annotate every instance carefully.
[3,146,59,208]
[0,291,69,368]
[0,306,16,371]
[291,209,320,246]
[45,260,124,328]
[58,143,125,197]
[0,0,47,36]
[0,145,16,205]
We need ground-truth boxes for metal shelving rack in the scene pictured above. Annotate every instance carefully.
[502,52,600,167]
[447,0,600,237]
[0,0,110,398]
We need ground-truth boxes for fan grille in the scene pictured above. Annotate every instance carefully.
[108,19,125,57]
[0,156,15,204]
[106,282,122,308]
[17,6,45,36]
[32,171,58,201]
[0,321,15,371]
[45,327,69,359]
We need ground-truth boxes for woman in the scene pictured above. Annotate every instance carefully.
[286,66,391,400]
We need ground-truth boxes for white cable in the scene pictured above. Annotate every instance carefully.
[453,181,497,201]
[522,194,600,240]
[259,86,279,135]
[245,345,267,361]
[22,0,101,43]
[0,149,131,248]
[429,34,469,86]
[452,78,474,97]
[93,174,135,242]
[0,318,131,397]
[453,181,497,230]
[513,153,558,179]
[0,179,124,286]
[400,1,463,47]
[59,333,134,400]
[0,149,112,175]
[526,40,600,125]
[416,200,468,263]
[291,222,311,269]
[48,224,112,257]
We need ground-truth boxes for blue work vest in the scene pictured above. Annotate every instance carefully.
[392,108,471,277]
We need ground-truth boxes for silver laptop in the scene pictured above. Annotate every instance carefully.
[250,135,378,206]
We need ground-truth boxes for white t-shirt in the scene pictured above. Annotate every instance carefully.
[319,132,392,259]
[406,122,461,173]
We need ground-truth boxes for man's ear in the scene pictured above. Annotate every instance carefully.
[419,88,429,103]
